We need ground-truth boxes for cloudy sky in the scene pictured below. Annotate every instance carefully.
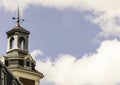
[1,0,120,85]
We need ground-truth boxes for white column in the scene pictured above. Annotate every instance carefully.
[7,38,10,51]
[14,35,18,49]
[35,80,40,85]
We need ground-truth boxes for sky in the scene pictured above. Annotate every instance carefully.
[1,0,120,85]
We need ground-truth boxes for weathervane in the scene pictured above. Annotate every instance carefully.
[12,5,24,26]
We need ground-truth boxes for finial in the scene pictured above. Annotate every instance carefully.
[17,5,20,25]
[12,5,24,26]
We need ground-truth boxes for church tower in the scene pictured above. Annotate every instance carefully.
[4,7,44,85]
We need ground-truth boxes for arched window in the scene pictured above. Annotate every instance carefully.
[24,57,31,69]
[19,37,25,50]
[26,59,30,67]
[10,37,14,49]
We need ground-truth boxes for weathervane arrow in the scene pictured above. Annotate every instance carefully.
[12,5,24,26]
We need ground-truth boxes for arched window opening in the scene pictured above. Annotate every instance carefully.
[19,37,25,50]
[10,37,14,49]
[24,58,31,69]
[26,58,31,67]
[26,60,30,67]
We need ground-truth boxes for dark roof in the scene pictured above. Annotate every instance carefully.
[0,61,23,85]
[6,25,30,35]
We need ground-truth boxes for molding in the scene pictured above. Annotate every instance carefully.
[9,67,44,79]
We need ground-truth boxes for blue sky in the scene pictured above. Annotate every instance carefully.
[0,5,100,58]
[1,0,120,85]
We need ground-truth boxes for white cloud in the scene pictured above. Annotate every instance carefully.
[0,0,120,36]
[30,49,44,60]
[0,0,30,12]
[35,39,120,85]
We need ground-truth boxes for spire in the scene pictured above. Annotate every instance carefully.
[17,5,20,26]
[12,5,24,26]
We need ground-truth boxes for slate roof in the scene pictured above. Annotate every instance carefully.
[6,25,30,36]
